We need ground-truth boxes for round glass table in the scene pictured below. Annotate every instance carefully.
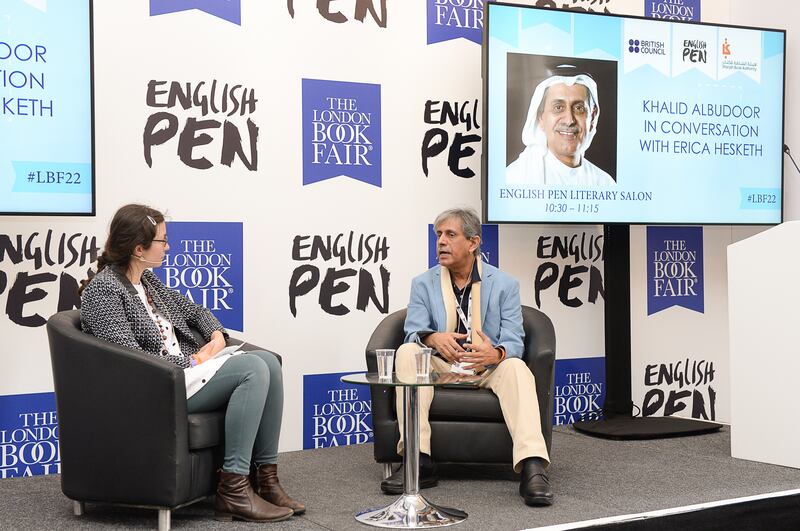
[341,371,484,528]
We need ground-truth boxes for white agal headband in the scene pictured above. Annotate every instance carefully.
[520,72,600,154]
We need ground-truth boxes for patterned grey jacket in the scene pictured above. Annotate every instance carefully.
[80,266,228,368]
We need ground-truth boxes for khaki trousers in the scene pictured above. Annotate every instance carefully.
[394,342,549,472]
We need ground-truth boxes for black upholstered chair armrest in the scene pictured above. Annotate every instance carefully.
[47,311,190,504]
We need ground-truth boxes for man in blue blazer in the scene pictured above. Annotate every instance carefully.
[381,208,553,506]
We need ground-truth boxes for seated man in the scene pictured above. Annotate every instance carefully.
[380,207,553,506]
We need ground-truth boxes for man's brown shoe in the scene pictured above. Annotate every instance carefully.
[215,469,293,522]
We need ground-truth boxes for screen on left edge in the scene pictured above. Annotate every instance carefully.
[0,1,93,215]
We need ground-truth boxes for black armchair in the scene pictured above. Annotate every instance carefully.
[366,305,555,475]
[46,309,277,530]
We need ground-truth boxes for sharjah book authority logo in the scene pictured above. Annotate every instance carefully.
[302,79,382,187]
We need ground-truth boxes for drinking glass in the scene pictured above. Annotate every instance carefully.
[415,347,432,377]
[376,349,395,380]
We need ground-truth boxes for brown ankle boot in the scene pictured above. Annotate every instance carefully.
[214,469,293,522]
[252,463,306,515]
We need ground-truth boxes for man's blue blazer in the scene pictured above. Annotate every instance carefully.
[403,262,525,358]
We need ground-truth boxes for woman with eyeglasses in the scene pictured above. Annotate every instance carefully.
[79,203,304,523]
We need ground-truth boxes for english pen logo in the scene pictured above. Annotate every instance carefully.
[682,39,707,63]
[287,0,387,27]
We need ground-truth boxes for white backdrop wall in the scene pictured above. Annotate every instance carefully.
[0,0,787,479]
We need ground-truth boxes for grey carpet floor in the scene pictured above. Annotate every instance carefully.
[3,426,800,530]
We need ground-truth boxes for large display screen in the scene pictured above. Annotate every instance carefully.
[483,3,785,224]
[1,1,94,215]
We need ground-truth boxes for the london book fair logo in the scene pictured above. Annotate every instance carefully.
[302,79,381,187]
[155,221,244,331]
[427,0,483,45]
[646,226,703,316]
[302,372,373,449]
[0,393,59,478]
[553,358,605,426]
[645,0,700,22]
[150,0,241,24]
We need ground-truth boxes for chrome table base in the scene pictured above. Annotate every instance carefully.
[356,494,467,528]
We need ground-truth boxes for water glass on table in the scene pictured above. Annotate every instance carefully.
[376,349,395,380]
[415,347,432,378]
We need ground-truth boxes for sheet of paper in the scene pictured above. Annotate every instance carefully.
[211,344,244,360]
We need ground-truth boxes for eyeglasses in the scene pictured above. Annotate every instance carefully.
[152,239,168,245]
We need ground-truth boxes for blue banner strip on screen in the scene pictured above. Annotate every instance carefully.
[12,161,92,194]
[739,188,781,209]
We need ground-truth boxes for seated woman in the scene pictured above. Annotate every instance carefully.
[79,204,304,523]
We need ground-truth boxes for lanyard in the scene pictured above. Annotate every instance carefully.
[454,288,472,339]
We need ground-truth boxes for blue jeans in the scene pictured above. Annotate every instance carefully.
[187,350,283,475]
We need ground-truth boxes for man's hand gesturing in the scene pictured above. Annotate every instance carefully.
[423,332,468,363]
[462,330,503,370]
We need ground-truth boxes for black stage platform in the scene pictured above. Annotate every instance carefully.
[4,425,800,530]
